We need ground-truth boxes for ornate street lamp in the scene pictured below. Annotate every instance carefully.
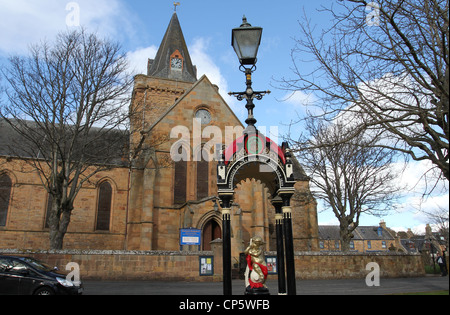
[229,16,270,129]
[231,16,262,67]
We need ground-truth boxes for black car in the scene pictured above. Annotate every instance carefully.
[0,255,83,295]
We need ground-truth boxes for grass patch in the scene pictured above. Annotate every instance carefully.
[424,265,442,274]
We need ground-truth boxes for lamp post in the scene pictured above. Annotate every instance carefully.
[221,16,271,296]
[229,16,270,130]
[220,16,297,295]
[271,197,286,295]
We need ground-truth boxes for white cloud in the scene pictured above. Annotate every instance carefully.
[277,90,321,124]
[126,46,158,76]
[389,159,449,231]
[0,0,61,54]
[189,37,226,90]
[394,159,448,200]
[0,0,133,55]
[281,90,318,108]
[409,194,449,218]
[189,37,242,116]
[318,218,339,226]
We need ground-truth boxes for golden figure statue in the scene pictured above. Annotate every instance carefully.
[244,236,269,293]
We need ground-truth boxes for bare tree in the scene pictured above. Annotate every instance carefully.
[280,0,449,183]
[0,29,134,249]
[299,119,401,251]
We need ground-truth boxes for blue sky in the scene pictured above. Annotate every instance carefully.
[0,0,448,233]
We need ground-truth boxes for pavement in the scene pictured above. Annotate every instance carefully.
[82,275,449,295]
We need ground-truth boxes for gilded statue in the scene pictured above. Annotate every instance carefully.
[244,236,269,294]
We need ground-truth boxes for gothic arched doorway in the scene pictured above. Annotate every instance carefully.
[202,219,221,251]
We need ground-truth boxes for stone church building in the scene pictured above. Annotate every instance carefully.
[0,13,319,259]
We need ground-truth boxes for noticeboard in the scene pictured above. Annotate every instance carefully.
[266,256,277,275]
[200,256,214,276]
[180,228,201,246]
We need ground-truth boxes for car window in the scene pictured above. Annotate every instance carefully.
[9,260,28,274]
[21,257,53,272]
[0,258,12,272]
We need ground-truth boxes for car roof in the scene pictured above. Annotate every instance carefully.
[0,255,34,261]
[0,255,21,259]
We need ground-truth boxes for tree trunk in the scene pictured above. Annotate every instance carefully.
[339,221,353,252]
[48,202,72,250]
[49,229,65,250]
[339,231,352,252]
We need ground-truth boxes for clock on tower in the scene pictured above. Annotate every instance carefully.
[171,57,183,70]
[170,50,183,71]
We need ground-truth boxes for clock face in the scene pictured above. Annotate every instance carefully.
[171,58,183,69]
[195,109,212,125]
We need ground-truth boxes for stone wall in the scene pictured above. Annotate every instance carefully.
[290,251,425,280]
[0,248,221,282]
[1,247,424,282]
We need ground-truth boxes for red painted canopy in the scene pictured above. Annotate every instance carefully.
[224,134,286,166]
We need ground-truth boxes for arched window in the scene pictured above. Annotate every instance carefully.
[96,181,112,231]
[0,174,12,227]
[196,149,209,200]
[174,146,188,204]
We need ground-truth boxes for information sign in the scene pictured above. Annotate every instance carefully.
[180,228,201,246]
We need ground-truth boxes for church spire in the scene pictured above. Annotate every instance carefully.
[147,12,197,82]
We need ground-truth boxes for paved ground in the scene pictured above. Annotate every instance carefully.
[82,276,448,295]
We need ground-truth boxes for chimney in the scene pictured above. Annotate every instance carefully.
[425,224,433,237]
[406,228,414,239]
[379,220,386,230]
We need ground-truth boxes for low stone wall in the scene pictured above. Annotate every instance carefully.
[291,251,425,279]
[0,249,220,282]
[1,248,424,282]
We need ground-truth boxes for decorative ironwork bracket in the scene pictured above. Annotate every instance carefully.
[228,68,271,127]
[228,89,271,102]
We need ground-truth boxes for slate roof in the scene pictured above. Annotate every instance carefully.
[355,226,395,240]
[0,118,129,167]
[318,225,341,240]
[147,13,197,82]
[0,119,27,157]
[319,225,395,240]
[401,238,426,253]
[400,231,447,253]
[291,154,309,181]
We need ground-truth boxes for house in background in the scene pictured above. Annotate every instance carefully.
[399,224,448,255]
[318,221,401,252]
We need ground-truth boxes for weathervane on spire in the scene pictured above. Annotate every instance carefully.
[173,2,180,12]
